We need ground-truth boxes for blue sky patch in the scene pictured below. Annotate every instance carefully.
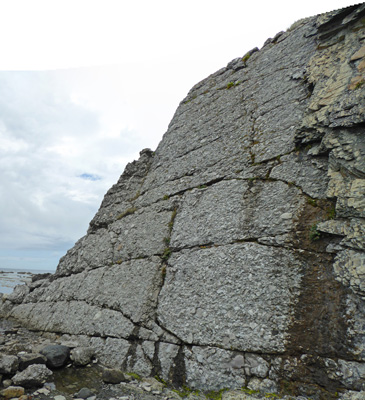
[79,173,101,181]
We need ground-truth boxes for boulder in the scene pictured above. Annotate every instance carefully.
[6,285,29,304]
[70,347,94,366]
[18,352,47,371]
[12,364,53,388]
[75,387,95,399]
[0,386,25,399]
[0,354,18,374]
[101,367,126,384]
[40,344,70,368]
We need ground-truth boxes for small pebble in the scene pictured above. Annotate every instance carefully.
[75,388,94,399]
[36,388,50,395]
[44,382,56,391]
[54,396,66,400]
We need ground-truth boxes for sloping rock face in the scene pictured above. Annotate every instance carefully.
[2,4,365,399]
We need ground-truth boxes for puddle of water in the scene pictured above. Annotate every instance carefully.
[51,365,103,395]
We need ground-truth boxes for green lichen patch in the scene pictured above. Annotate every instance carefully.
[117,207,137,220]
[241,387,259,395]
[125,372,142,381]
[154,375,168,386]
[129,190,141,201]
[172,385,197,398]
[265,393,281,399]
[205,388,228,400]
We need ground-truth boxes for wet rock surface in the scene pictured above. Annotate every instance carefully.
[0,4,364,400]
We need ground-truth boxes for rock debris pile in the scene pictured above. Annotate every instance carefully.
[1,3,365,400]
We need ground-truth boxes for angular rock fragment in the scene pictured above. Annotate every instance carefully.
[18,352,47,371]
[0,355,18,374]
[12,364,52,388]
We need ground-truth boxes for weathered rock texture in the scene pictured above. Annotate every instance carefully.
[1,4,365,399]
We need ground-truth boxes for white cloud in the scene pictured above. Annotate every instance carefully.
[0,70,149,270]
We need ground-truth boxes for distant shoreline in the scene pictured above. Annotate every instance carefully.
[0,267,55,274]
[0,268,55,295]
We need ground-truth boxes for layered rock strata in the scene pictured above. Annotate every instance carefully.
[2,4,365,399]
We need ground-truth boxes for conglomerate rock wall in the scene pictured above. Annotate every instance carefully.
[2,4,365,399]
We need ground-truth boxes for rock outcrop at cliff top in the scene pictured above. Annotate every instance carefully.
[2,4,365,399]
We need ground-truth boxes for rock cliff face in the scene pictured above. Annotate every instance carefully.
[2,4,365,399]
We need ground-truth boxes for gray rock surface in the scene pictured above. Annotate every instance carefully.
[18,352,47,371]
[12,364,53,388]
[70,347,94,366]
[101,367,126,384]
[75,387,95,399]
[0,354,18,374]
[1,3,364,400]
[40,345,70,369]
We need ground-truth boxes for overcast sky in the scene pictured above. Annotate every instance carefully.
[0,0,358,271]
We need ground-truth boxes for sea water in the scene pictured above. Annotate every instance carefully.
[0,268,54,294]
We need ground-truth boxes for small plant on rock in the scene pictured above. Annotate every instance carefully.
[306,197,318,207]
[309,224,320,241]
[326,206,336,220]
[355,79,365,89]
[161,248,171,261]
[242,53,251,63]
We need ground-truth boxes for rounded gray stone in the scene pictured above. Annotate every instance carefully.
[40,344,70,368]
[75,387,95,399]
